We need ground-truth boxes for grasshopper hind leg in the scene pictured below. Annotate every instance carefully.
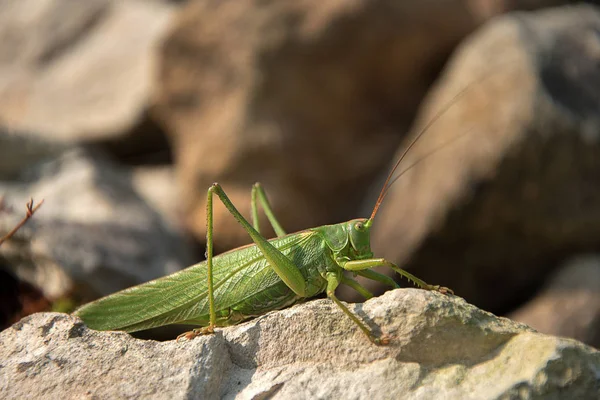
[251,183,287,237]
[195,183,307,343]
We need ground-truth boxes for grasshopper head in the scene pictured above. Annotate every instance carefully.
[348,218,373,259]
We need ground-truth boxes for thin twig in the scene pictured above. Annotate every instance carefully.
[0,198,45,247]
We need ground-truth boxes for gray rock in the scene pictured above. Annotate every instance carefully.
[1,289,598,399]
[0,148,192,300]
[0,128,67,178]
[0,0,175,141]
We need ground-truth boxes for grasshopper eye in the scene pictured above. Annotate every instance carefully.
[355,222,364,231]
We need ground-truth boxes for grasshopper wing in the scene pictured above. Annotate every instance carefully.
[74,231,317,332]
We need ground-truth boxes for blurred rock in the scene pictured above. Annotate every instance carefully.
[509,255,600,348]
[0,129,67,178]
[131,165,181,231]
[2,290,599,399]
[154,0,490,251]
[0,0,175,142]
[468,0,600,19]
[365,5,600,317]
[0,148,193,300]
[0,0,192,323]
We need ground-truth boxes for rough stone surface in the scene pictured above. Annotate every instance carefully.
[0,0,175,141]
[0,148,192,300]
[362,5,600,320]
[509,255,600,348]
[1,290,599,399]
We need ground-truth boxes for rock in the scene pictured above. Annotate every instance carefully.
[509,255,600,348]
[0,0,175,142]
[130,165,182,231]
[365,5,600,316]
[0,148,193,300]
[0,0,190,305]
[0,128,68,178]
[153,0,490,251]
[1,290,599,399]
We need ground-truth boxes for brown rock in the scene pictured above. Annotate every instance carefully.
[153,0,488,250]
[508,255,600,348]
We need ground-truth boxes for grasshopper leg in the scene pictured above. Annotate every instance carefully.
[341,275,374,300]
[326,272,389,345]
[251,183,287,237]
[195,184,307,341]
[200,183,302,339]
[204,187,218,333]
[176,326,215,342]
[356,269,400,290]
[209,183,307,294]
[343,259,453,295]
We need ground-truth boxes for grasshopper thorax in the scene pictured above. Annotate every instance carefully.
[312,218,373,260]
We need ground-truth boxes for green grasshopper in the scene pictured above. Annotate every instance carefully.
[75,102,459,345]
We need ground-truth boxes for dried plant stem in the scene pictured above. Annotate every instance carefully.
[0,198,44,247]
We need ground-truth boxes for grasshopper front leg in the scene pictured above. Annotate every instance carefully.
[320,259,451,346]
[325,273,389,345]
[179,183,307,341]
[343,259,453,295]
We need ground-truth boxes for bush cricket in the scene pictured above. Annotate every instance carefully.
[74,89,472,346]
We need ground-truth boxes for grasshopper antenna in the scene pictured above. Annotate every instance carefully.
[368,79,482,223]
[379,126,475,202]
